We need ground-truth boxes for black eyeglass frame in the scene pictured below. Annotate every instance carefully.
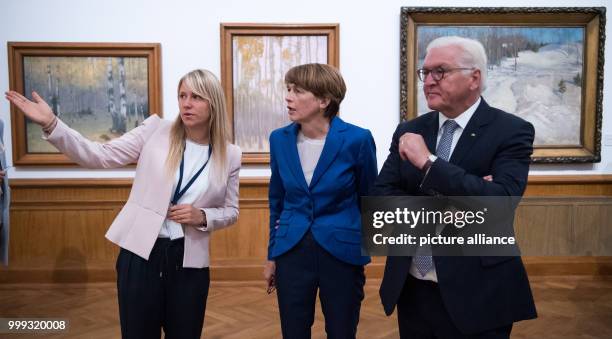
[416,67,475,81]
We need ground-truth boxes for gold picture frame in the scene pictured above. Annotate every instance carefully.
[220,23,340,164]
[400,7,605,163]
[8,42,162,166]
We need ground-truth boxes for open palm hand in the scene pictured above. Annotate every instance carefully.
[4,91,55,126]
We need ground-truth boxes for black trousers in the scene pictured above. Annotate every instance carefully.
[397,274,512,339]
[275,231,365,339]
[116,238,210,339]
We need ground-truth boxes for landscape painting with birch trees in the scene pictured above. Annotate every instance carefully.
[416,26,584,146]
[232,35,327,153]
[23,56,149,153]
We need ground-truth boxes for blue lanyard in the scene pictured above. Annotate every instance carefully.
[171,145,212,205]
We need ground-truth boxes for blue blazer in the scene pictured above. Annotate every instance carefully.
[267,117,377,266]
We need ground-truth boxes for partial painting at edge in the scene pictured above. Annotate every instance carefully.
[233,35,328,153]
[416,26,584,146]
[23,56,150,153]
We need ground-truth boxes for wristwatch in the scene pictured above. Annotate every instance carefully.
[200,209,207,227]
[422,154,437,173]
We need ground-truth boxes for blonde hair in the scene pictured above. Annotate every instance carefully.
[165,69,230,185]
[284,63,346,119]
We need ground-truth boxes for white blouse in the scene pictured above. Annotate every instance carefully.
[297,131,326,186]
[158,140,210,239]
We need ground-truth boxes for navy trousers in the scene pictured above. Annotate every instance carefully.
[275,231,365,339]
[116,238,210,339]
[397,274,512,339]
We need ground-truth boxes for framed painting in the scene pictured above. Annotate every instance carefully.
[400,7,605,163]
[8,42,162,166]
[221,23,339,164]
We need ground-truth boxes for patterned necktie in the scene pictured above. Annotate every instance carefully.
[435,120,459,162]
[414,119,460,277]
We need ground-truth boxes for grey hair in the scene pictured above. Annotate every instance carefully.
[426,36,488,92]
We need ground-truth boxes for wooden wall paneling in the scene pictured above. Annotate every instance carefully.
[2,179,129,283]
[515,199,575,255]
[9,209,118,265]
[572,201,612,255]
[3,175,612,283]
[210,178,269,260]
[523,256,612,276]
[515,197,612,256]
[525,175,612,196]
[210,208,269,259]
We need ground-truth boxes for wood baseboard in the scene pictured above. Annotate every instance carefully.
[2,256,610,284]
[4,176,612,284]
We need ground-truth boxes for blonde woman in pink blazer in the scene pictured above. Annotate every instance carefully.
[5,69,241,339]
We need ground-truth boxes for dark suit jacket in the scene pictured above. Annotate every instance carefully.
[267,117,378,266]
[374,99,537,334]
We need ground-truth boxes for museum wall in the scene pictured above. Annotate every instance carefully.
[0,0,610,282]
[1,0,611,178]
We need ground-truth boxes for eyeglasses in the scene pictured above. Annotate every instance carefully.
[417,67,474,82]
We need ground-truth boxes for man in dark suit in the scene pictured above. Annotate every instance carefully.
[374,36,537,338]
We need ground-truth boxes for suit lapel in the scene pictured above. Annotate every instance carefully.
[308,117,346,190]
[449,98,495,165]
[283,123,310,193]
[194,159,222,205]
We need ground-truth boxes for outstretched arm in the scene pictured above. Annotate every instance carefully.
[6,90,159,169]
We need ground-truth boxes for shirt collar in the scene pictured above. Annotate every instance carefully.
[438,97,481,131]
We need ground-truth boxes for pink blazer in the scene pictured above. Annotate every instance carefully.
[45,115,241,268]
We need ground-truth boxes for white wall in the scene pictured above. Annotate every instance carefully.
[1,0,610,179]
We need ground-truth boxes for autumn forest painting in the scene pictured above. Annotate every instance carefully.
[23,56,150,153]
[232,35,327,153]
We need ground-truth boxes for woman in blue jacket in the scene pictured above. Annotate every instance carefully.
[263,63,377,338]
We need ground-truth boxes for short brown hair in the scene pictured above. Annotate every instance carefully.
[284,63,346,119]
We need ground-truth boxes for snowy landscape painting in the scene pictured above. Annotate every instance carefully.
[400,7,605,163]
[415,26,584,147]
[23,56,150,153]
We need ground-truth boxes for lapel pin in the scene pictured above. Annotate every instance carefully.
[470,133,476,137]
